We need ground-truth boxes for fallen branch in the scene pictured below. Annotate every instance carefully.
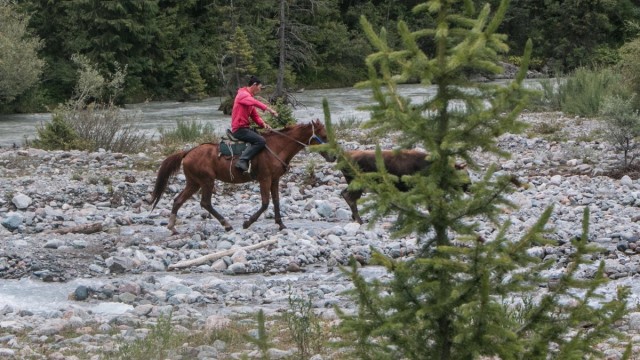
[168,238,278,270]
[44,222,103,235]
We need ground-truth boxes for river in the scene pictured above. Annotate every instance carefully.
[0,84,440,147]
[0,80,540,148]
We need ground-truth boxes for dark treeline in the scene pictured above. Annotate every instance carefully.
[6,0,640,111]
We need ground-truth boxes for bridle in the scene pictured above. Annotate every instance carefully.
[270,122,326,147]
[266,122,326,170]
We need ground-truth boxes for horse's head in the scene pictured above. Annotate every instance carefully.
[308,119,337,162]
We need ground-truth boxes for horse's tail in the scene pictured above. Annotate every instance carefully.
[150,150,189,211]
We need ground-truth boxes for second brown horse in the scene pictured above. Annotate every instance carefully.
[151,119,333,233]
[340,150,469,224]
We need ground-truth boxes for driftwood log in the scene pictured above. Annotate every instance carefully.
[44,222,103,235]
[168,238,277,270]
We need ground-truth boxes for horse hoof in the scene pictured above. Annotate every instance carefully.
[242,221,251,229]
[224,225,233,232]
[278,224,287,230]
[169,228,179,235]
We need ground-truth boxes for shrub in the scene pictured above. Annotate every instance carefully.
[57,103,148,153]
[104,314,186,360]
[529,78,562,111]
[157,119,219,146]
[600,94,640,168]
[559,67,626,117]
[618,36,640,108]
[32,114,82,150]
[282,291,324,358]
[35,53,149,153]
[263,97,297,128]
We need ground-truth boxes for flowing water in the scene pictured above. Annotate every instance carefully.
[0,84,441,147]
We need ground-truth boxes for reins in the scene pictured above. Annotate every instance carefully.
[270,123,325,147]
[265,123,325,171]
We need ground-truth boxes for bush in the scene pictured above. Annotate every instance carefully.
[34,54,149,153]
[157,119,219,146]
[32,114,82,150]
[263,97,297,128]
[559,67,626,117]
[618,36,640,108]
[58,103,148,153]
[104,314,185,360]
[601,95,640,168]
[529,78,562,111]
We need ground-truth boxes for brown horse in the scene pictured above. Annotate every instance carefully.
[340,150,468,224]
[151,119,333,233]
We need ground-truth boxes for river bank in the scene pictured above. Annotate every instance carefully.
[2,112,640,358]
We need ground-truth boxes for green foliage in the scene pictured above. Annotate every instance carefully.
[282,291,324,358]
[7,0,640,109]
[333,116,364,131]
[0,2,44,104]
[601,94,640,169]
[173,59,207,101]
[40,54,149,153]
[32,114,81,151]
[618,35,640,108]
[559,67,627,117]
[264,97,296,128]
[243,310,272,359]
[104,314,186,360]
[316,1,632,359]
[507,55,544,72]
[529,120,562,137]
[61,0,166,102]
[158,119,219,145]
[529,78,562,111]
[225,26,258,91]
[502,0,639,74]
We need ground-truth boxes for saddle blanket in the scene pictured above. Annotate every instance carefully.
[219,140,248,157]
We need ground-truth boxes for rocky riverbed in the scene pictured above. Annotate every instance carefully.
[2,112,640,359]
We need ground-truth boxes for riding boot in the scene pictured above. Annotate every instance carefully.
[235,159,249,172]
[235,144,253,172]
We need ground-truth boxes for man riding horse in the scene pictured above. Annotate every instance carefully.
[231,76,278,172]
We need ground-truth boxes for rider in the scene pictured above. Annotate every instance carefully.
[231,76,278,172]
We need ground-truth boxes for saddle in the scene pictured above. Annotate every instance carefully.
[219,129,250,157]
[219,130,258,177]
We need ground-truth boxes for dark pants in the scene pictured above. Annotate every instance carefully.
[232,128,266,161]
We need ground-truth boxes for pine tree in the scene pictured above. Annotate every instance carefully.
[226,26,258,90]
[318,1,632,359]
[175,59,207,101]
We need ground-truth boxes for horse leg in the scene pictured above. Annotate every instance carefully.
[243,179,271,229]
[168,182,200,234]
[199,186,233,232]
[341,188,363,224]
[270,178,286,230]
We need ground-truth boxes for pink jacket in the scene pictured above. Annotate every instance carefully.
[231,87,268,132]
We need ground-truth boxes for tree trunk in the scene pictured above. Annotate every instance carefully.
[168,238,277,270]
[44,222,103,235]
[275,0,286,99]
